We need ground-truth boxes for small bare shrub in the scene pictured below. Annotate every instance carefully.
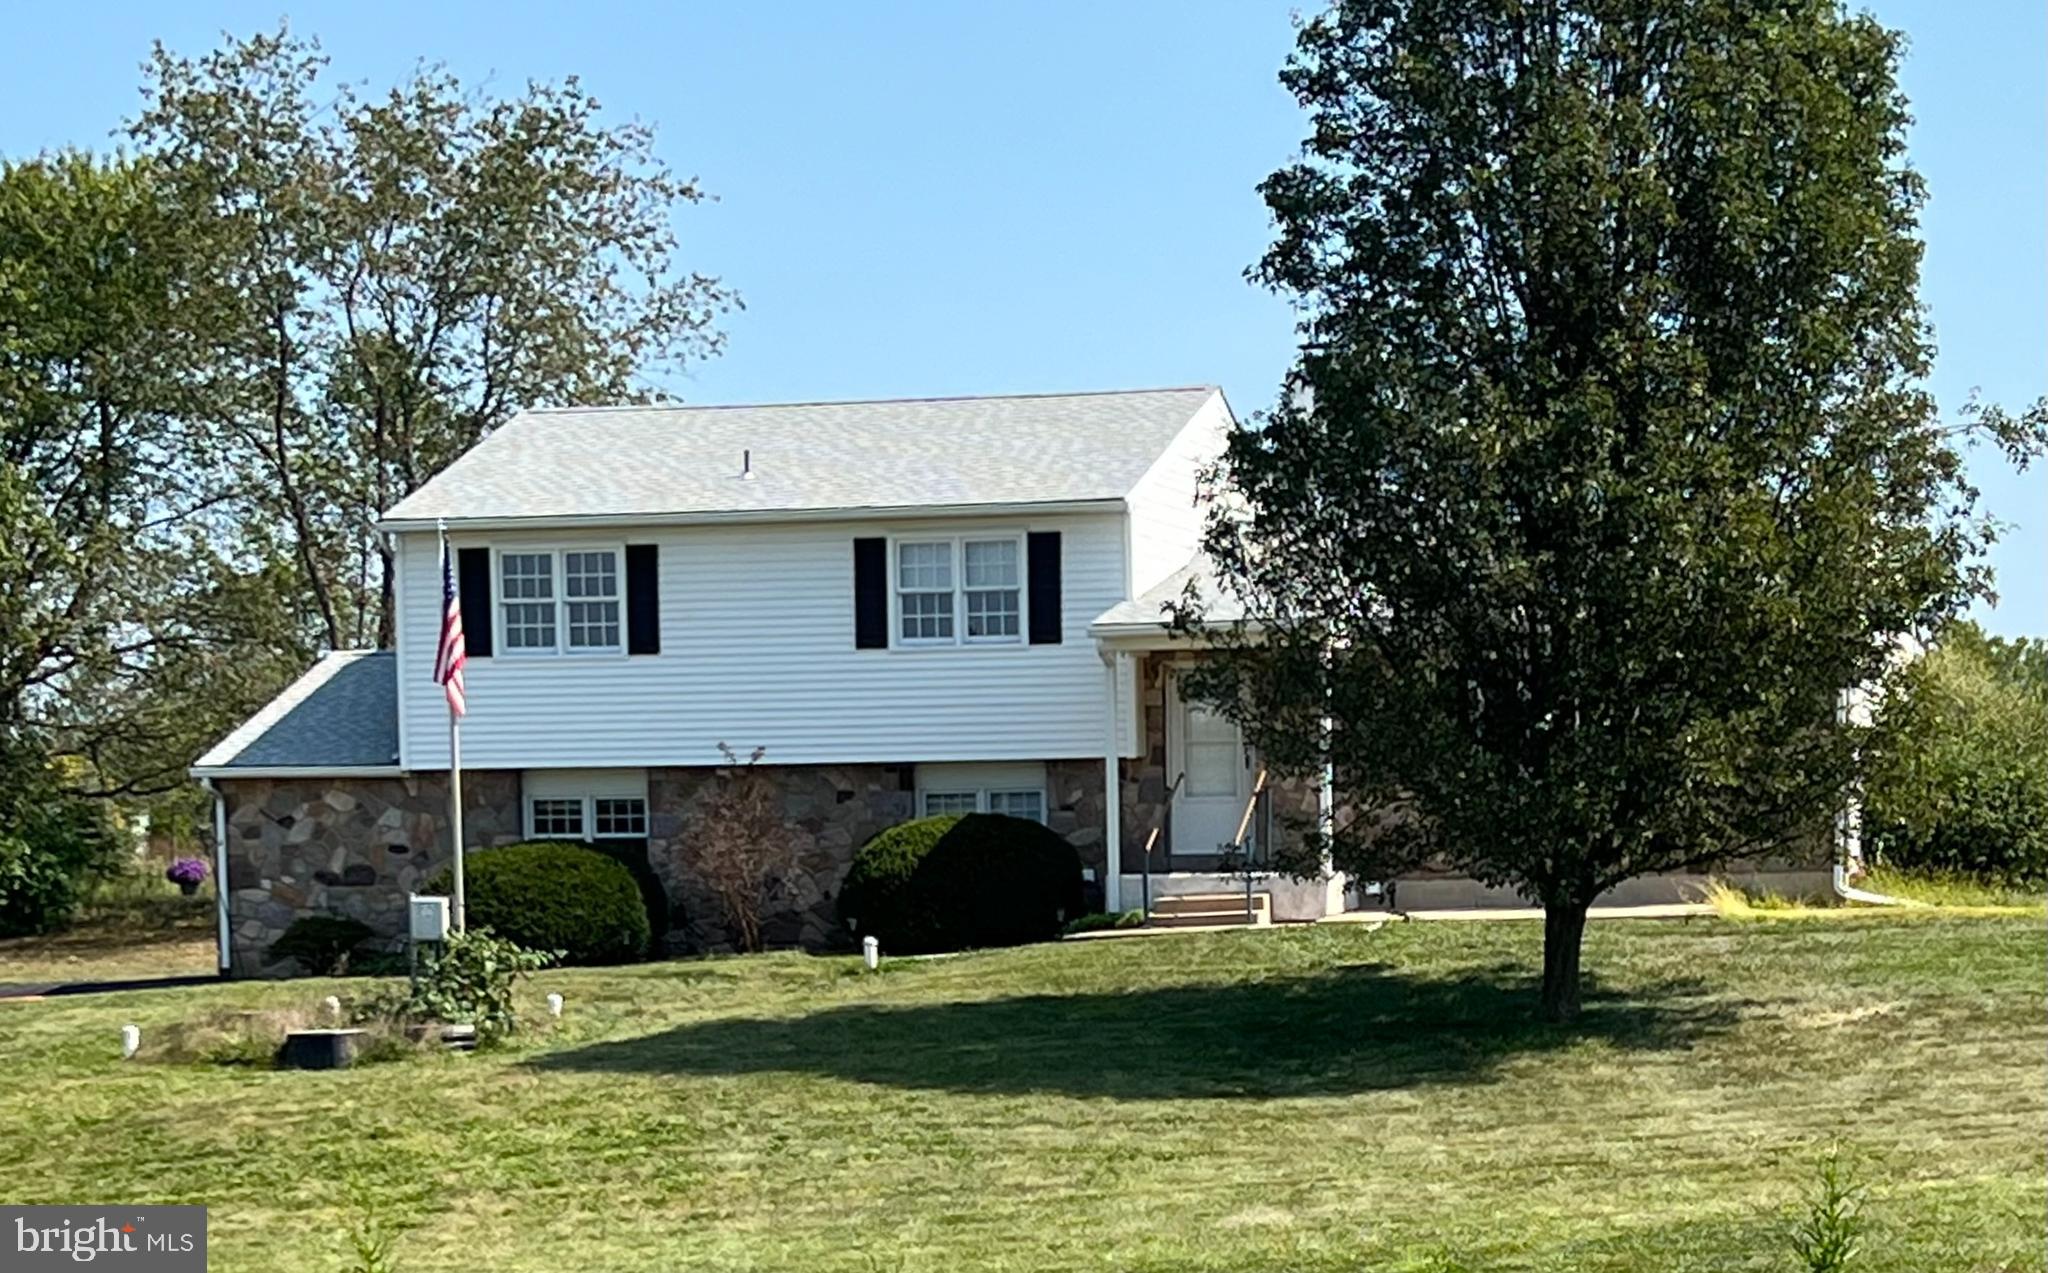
[681,744,796,952]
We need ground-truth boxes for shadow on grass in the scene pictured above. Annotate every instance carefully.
[531,962,1734,1098]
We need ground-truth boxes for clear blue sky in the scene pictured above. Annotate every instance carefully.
[3,2,2040,634]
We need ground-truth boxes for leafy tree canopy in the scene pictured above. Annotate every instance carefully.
[1864,622,2048,883]
[0,24,731,817]
[1186,0,2046,1019]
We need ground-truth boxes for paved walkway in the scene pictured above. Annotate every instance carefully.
[1334,902,1713,924]
[0,973,220,1002]
[1069,901,1712,940]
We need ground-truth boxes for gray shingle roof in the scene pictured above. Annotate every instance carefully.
[1091,555,1249,633]
[192,651,399,773]
[381,387,1222,525]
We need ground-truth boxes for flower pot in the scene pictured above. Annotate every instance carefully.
[177,880,200,896]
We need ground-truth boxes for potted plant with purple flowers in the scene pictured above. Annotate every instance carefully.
[166,857,209,897]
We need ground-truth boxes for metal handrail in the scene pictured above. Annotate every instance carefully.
[1139,771,1185,919]
[1229,770,1269,923]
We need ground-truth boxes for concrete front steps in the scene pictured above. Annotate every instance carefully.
[1147,891,1271,929]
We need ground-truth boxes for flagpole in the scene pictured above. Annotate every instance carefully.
[441,519,467,933]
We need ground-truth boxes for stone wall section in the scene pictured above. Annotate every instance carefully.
[218,772,521,976]
[643,764,915,953]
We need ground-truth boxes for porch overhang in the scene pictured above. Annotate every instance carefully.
[1089,554,1260,651]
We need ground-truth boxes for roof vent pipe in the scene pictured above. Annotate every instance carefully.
[741,448,755,480]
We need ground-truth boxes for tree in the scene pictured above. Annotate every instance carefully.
[128,25,736,650]
[1863,622,2048,882]
[1187,0,2044,1020]
[0,153,304,801]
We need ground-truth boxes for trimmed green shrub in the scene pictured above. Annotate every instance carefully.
[1062,909,1146,936]
[839,813,1084,954]
[425,841,650,965]
[266,916,375,975]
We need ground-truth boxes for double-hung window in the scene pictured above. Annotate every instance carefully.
[500,552,558,652]
[563,551,621,651]
[499,548,623,655]
[896,541,955,643]
[894,536,1023,647]
[962,539,1020,641]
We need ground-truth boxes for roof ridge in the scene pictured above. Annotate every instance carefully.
[516,385,1219,416]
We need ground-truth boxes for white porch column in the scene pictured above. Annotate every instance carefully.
[1103,654,1123,914]
[1318,716,1346,916]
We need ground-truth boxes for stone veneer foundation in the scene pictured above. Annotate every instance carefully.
[643,764,916,953]
[214,653,1336,975]
[218,772,522,977]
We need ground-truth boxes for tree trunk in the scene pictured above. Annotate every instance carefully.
[376,540,397,650]
[1540,900,1589,1023]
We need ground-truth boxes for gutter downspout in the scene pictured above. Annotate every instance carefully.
[200,777,231,976]
[1831,685,1915,909]
[1832,864,1919,909]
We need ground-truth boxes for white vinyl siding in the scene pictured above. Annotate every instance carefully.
[400,515,1126,768]
[1125,393,1233,596]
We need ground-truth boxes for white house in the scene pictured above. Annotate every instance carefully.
[193,387,1343,974]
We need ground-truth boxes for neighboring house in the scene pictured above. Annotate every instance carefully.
[192,385,1831,976]
[193,387,1338,975]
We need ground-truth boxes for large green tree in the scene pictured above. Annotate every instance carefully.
[1864,622,2048,882]
[128,25,736,651]
[1189,0,2044,1019]
[0,153,304,800]
[1,26,732,817]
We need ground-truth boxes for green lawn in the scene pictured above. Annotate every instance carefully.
[0,887,216,985]
[0,914,2040,1272]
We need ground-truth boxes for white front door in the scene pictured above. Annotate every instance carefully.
[1166,674,1253,857]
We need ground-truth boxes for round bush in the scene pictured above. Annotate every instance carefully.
[424,841,650,965]
[265,915,374,975]
[839,813,1084,954]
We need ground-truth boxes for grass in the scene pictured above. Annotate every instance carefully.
[1702,868,2046,921]
[0,915,2041,1271]
[0,876,217,985]
[1861,866,2048,911]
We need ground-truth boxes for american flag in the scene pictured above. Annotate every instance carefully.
[434,540,468,717]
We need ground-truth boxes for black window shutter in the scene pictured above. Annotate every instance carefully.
[625,544,660,654]
[456,547,493,657]
[853,537,888,649]
[1027,531,1062,645]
